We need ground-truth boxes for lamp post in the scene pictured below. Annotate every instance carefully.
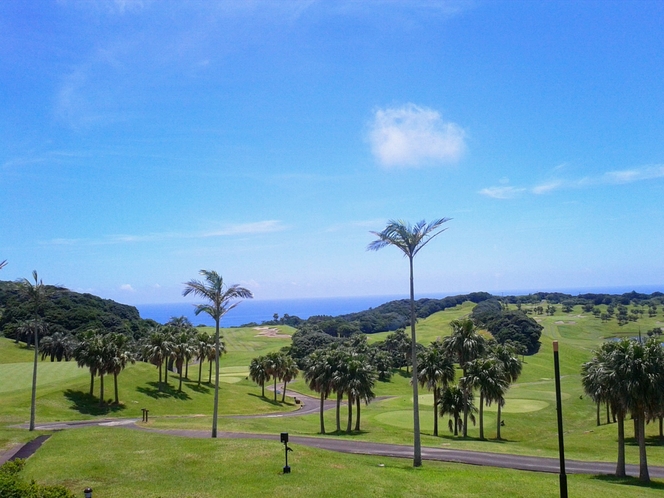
[280,432,293,473]
[552,341,568,498]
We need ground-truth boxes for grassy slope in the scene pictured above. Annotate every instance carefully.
[22,427,664,498]
[3,303,664,494]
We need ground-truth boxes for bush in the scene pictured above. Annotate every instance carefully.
[0,459,75,498]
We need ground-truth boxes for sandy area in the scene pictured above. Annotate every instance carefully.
[254,327,291,339]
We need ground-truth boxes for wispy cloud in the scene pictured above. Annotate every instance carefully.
[478,186,526,199]
[120,283,135,292]
[368,103,466,168]
[480,164,664,199]
[44,220,286,246]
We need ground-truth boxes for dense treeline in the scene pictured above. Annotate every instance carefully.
[470,299,542,354]
[0,280,155,341]
[268,292,494,335]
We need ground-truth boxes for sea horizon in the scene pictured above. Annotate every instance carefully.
[136,284,663,328]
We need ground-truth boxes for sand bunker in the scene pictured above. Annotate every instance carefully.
[254,327,291,339]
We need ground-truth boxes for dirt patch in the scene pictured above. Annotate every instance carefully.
[254,327,291,339]
[555,321,576,325]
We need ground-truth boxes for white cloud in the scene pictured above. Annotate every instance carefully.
[602,165,664,184]
[368,103,466,167]
[478,186,525,199]
[532,181,563,194]
[120,283,135,292]
[43,220,287,246]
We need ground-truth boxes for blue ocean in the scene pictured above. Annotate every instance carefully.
[137,295,407,328]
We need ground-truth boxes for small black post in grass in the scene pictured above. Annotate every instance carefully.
[281,432,293,473]
[83,487,92,498]
[553,341,568,498]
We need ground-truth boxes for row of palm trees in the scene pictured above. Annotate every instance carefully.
[249,351,299,402]
[416,319,522,440]
[581,337,664,482]
[303,342,377,434]
[141,323,221,392]
[73,330,135,406]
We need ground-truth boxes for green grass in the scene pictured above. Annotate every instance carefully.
[3,302,664,495]
[20,427,664,498]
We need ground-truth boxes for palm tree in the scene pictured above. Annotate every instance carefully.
[443,318,486,437]
[249,356,270,397]
[439,384,476,436]
[417,342,455,436]
[463,357,508,440]
[491,343,523,440]
[183,270,253,438]
[105,333,135,404]
[368,218,450,466]
[173,332,191,392]
[264,351,285,402]
[304,350,334,434]
[19,271,50,431]
[0,260,6,270]
[351,357,376,432]
[40,332,75,362]
[280,356,299,403]
[146,328,169,390]
[195,331,212,387]
[206,334,223,384]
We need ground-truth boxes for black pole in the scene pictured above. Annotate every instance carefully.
[553,341,568,498]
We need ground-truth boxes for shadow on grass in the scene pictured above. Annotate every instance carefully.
[186,382,212,394]
[625,435,664,448]
[247,393,294,407]
[63,390,126,415]
[136,382,191,400]
[396,369,411,379]
[591,474,664,490]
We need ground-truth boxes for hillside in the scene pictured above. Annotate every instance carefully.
[0,280,155,340]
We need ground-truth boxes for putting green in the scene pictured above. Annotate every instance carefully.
[219,376,242,384]
[416,394,548,413]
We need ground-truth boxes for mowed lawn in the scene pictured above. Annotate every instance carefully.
[21,427,664,498]
[2,302,664,495]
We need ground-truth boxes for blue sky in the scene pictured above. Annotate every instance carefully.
[2,0,663,306]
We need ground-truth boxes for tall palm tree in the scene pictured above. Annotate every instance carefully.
[280,355,299,403]
[173,332,191,392]
[183,270,252,438]
[417,342,455,436]
[304,349,334,434]
[491,343,523,440]
[463,357,508,440]
[105,333,135,404]
[19,271,50,431]
[195,331,212,387]
[439,384,476,436]
[264,351,285,402]
[368,218,450,466]
[249,356,270,398]
[443,318,486,437]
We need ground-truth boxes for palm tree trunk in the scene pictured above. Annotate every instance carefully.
[114,372,119,404]
[89,371,95,396]
[211,319,221,438]
[408,256,422,467]
[637,414,650,482]
[346,394,353,433]
[99,373,105,406]
[185,360,189,379]
[319,393,326,434]
[496,403,502,440]
[336,392,342,432]
[453,414,459,436]
[178,367,183,392]
[433,389,438,437]
[209,360,212,384]
[198,359,203,387]
[616,412,626,477]
[164,360,169,384]
[355,397,361,432]
[659,417,663,440]
[596,401,600,426]
[158,361,163,391]
[479,392,485,440]
[261,381,265,398]
[273,377,278,402]
[29,330,39,431]
[282,380,287,403]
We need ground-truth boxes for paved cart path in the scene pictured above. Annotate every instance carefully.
[5,416,664,480]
